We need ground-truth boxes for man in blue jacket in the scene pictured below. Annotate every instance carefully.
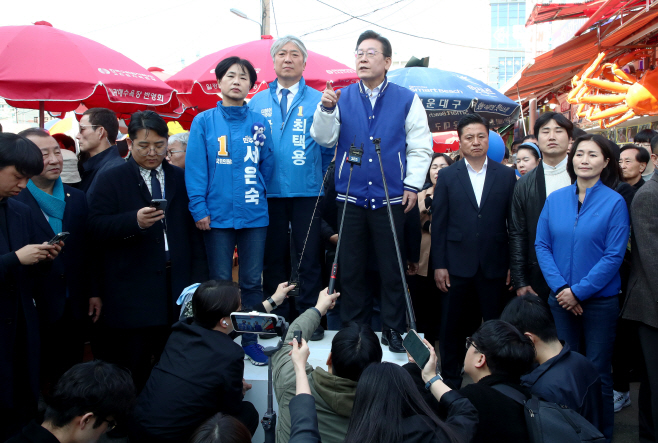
[311,30,432,351]
[249,36,331,337]
[501,295,605,434]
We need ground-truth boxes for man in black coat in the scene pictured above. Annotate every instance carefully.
[431,113,517,389]
[0,134,62,441]
[15,129,99,390]
[88,111,208,392]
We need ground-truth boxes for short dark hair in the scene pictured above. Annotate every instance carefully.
[471,320,535,380]
[0,133,44,177]
[215,57,257,90]
[568,134,621,189]
[43,361,135,429]
[355,30,392,58]
[330,322,382,382]
[522,134,537,142]
[192,280,241,329]
[512,138,524,148]
[504,147,510,160]
[651,135,658,155]
[127,110,169,140]
[534,112,574,139]
[501,295,558,344]
[620,144,651,164]
[572,127,587,140]
[457,113,490,138]
[634,128,658,144]
[425,152,453,184]
[17,128,51,139]
[189,413,251,443]
[83,108,119,145]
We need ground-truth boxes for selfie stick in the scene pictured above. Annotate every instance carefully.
[373,138,417,332]
[328,138,363,295]
[261,319,289,443]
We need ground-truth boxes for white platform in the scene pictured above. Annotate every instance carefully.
[237,331,412,442]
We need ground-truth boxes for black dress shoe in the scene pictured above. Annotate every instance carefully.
[311,325,325,341]
[260,332,277,339]
[381,329,405,353]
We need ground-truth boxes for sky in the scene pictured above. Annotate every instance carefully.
[2,0,498,83]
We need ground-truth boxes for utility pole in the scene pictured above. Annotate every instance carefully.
[261,0,271,36]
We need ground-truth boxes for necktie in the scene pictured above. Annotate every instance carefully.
[150,169,162,200]
[280,89,290,120]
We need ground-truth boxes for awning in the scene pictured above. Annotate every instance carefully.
[505,6,658,103]
[526,0,647,27]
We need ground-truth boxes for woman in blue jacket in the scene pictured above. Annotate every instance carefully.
[535,134,629,441]
[186,56,274,365]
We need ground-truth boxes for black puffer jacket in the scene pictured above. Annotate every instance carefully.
[509,162,550,298]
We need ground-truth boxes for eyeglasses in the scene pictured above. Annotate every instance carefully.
[465,337,480,353]
[136,145,167,156]
[79,124,100,132]
[354,49,386,59]
[104,419,117,433]
[167,149,185,157]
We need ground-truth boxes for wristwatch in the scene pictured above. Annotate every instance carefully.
[425,373,443,391]
[267,296,277,309]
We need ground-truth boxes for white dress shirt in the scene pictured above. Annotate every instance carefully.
[276,81,300,114]
[544,155,571,197]
[464,157,488,207]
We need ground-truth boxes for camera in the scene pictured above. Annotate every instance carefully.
[230,312,287,337]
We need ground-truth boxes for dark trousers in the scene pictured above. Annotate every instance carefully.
[39,301,85,393]
[639,323,658,442]
[336,202,406,333]
[439,267,508,389]
[411,273,442,345]
[94,325,170,394]
[263,197,322,319]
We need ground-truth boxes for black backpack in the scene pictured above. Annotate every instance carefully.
[493,384,606,443]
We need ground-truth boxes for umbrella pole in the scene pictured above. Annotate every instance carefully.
[39,101,45,129]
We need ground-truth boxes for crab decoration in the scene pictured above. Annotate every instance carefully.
[566,50,658,128]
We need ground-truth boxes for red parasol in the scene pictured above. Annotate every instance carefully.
[0,22,182,126]
[166,35,359,110]
[433,132,459,153]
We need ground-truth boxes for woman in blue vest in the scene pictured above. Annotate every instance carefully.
[535,134,629,441]
[186,56,274,365]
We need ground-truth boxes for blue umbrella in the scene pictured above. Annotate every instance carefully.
[387,67,521,133]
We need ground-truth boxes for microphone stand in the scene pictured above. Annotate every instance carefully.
[328,139,363,295]
[372,138,417,332]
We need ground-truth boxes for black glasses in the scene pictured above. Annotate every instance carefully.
[465,337,480,353]
[104,419,117,433]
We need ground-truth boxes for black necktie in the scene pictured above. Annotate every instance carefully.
[150,169,162,200]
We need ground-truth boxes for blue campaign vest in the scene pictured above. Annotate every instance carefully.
[249,78,328,198]
[335,79,414,210]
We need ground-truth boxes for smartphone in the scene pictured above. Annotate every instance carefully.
[287,279,300,297]
[48,232,70,245]
[403,329,430,370]
[230,312,279,335]
[150,199,168,211]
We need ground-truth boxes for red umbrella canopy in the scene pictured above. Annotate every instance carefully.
[0,22,182,118]
[433,131,459,153]
[166,35,359,110]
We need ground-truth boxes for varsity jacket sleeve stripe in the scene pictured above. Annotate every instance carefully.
[310,103,341,149]
[403,94,433,192]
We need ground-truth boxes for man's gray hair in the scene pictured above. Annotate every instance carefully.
[270,35,308,63]
[168,132,189,147]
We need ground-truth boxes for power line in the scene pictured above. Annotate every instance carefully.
[313,0,526,53]
[300,0,408,37]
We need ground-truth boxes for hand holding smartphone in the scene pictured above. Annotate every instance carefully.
[403,330,431,369]
[48,232,70,245]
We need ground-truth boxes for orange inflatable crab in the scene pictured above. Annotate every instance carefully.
[566,50,658,128]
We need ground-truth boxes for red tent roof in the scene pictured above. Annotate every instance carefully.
[526,0,647,28]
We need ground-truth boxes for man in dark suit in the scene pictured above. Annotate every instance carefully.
[621,172,658,439]
[0,133,61,441]
[88,111,208,392]
[431,113,517,389]
[15,128,99,391]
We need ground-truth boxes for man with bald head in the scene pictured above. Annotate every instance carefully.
[15,128,98,390]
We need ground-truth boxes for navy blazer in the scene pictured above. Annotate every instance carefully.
[431,159,517,279]
[14,185,91,323]
[0,199,41,409]
[88,158,208,329]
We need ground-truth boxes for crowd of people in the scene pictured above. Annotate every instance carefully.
[1,28,658,443]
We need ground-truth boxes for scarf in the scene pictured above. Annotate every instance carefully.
[27,178,66,234]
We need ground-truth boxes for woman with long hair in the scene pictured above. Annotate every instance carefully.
[535,134,630,441]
